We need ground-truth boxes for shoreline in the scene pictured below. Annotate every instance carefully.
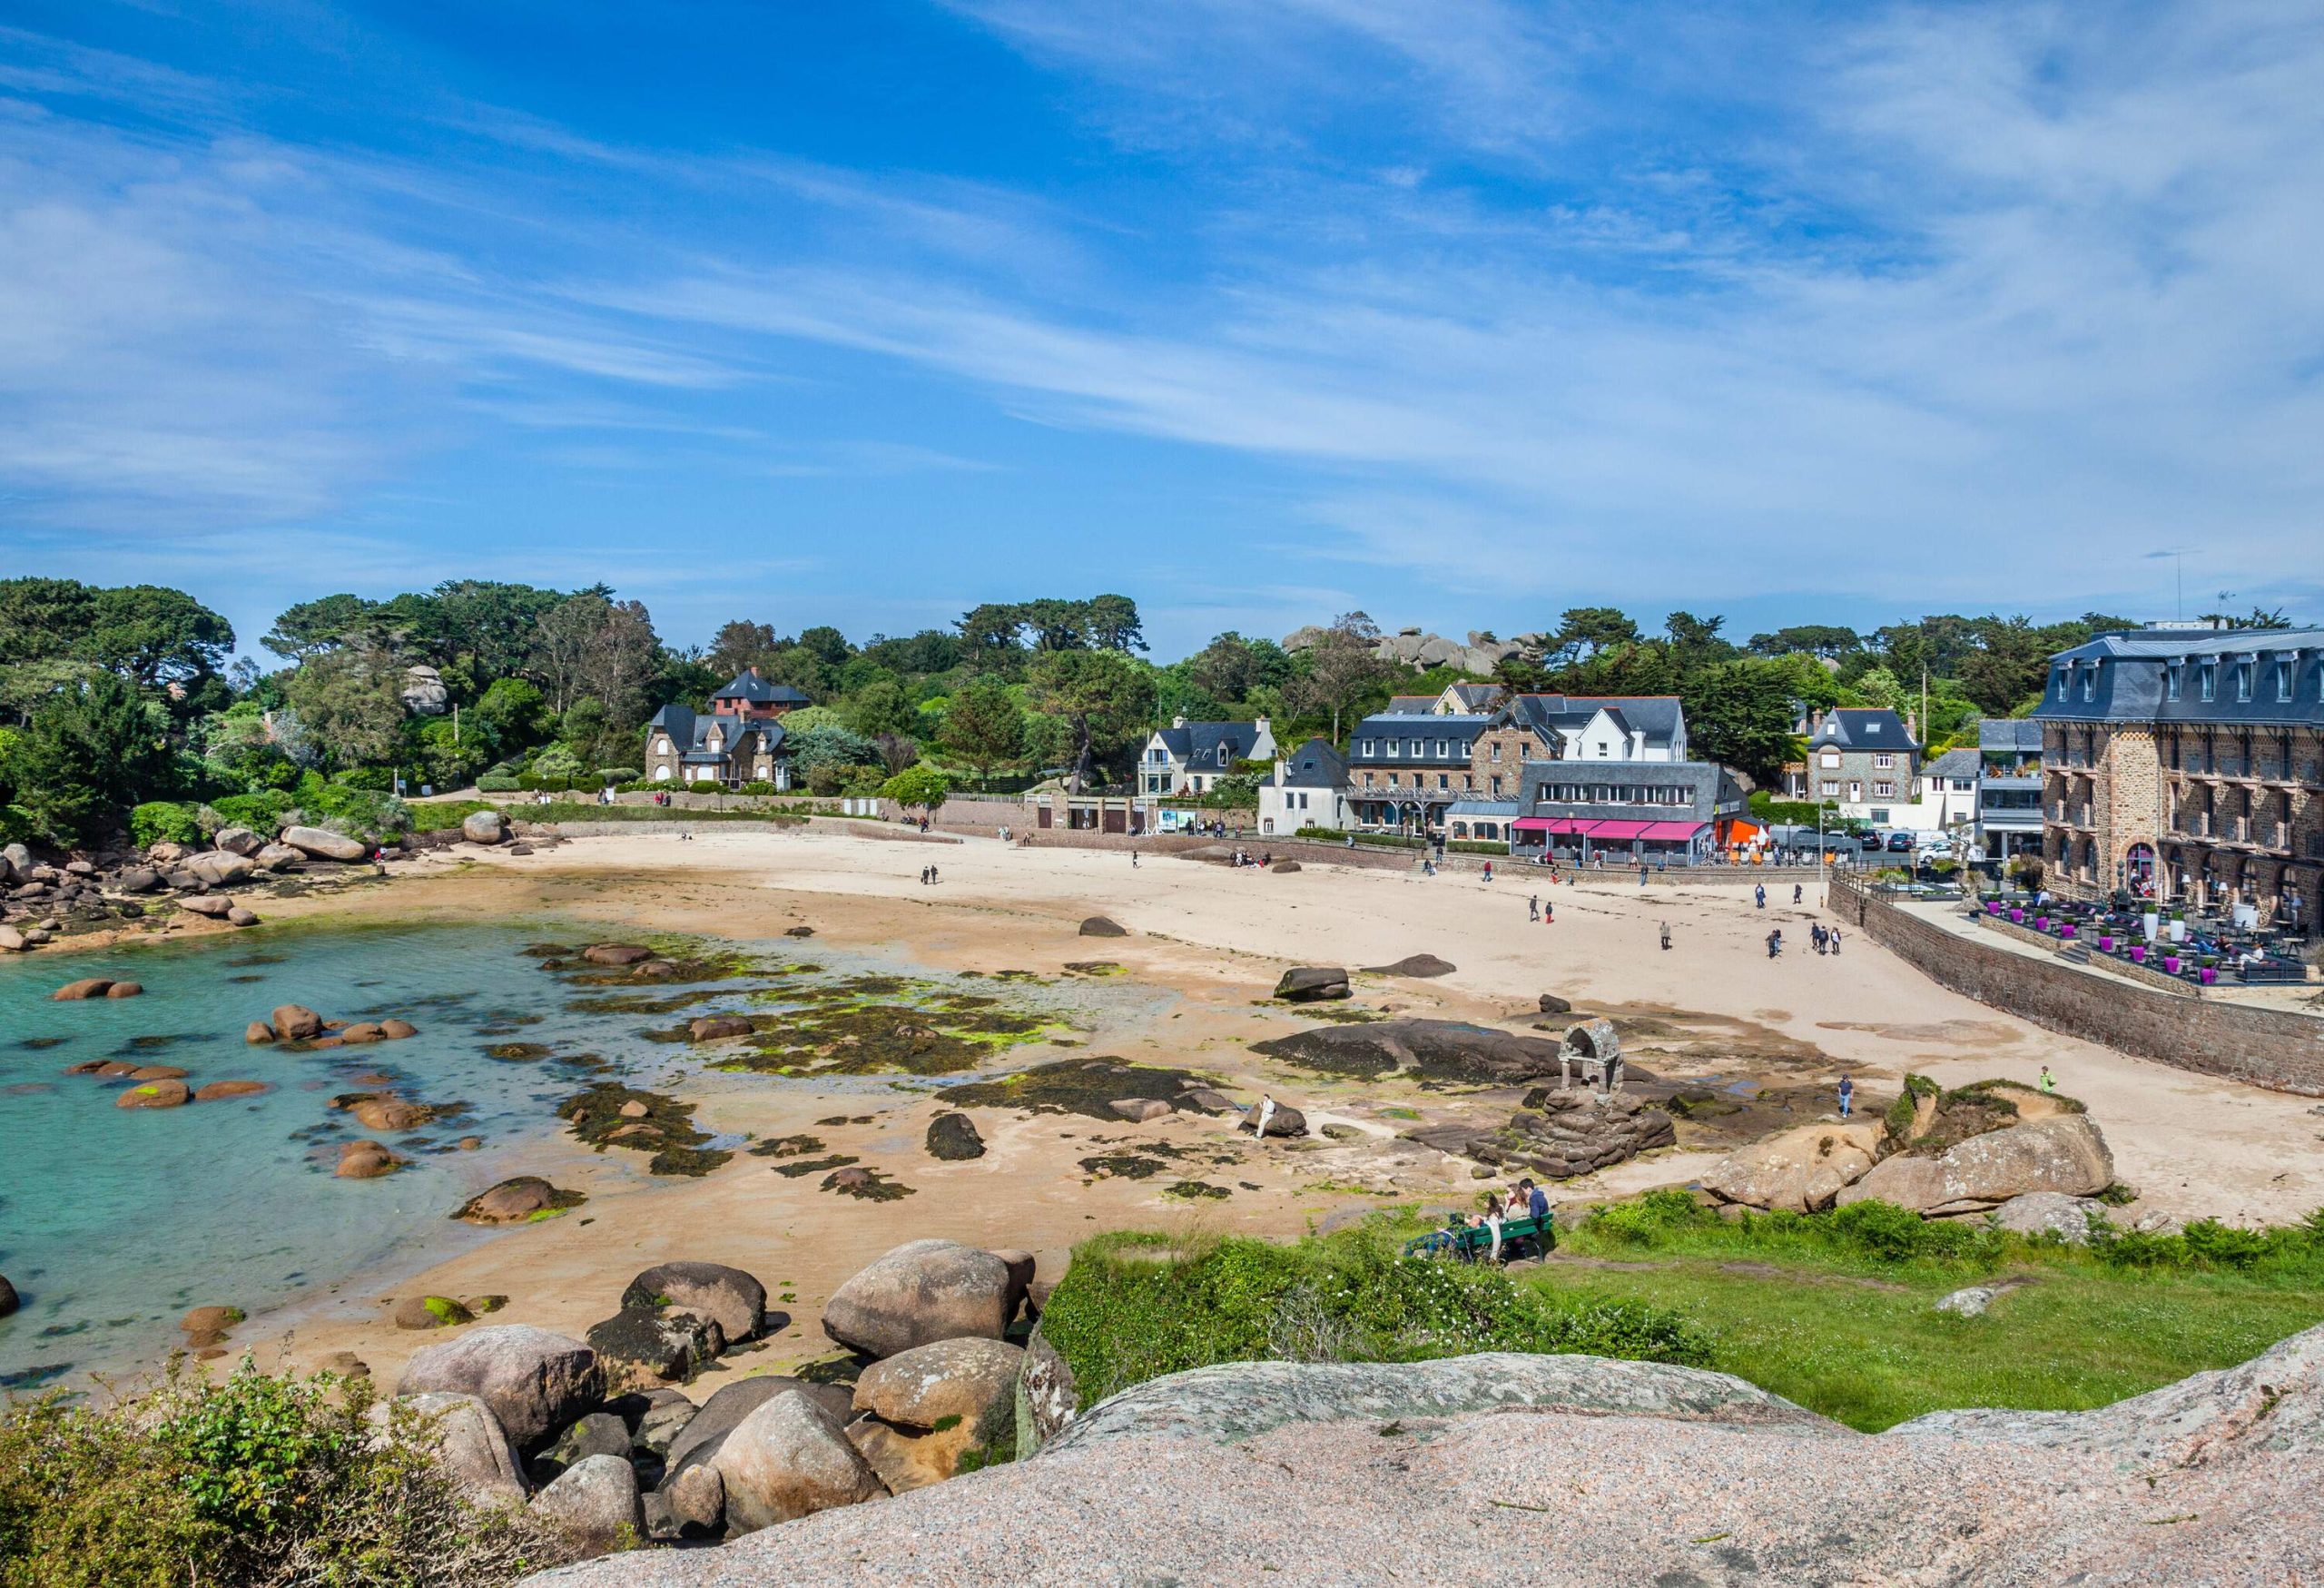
[18,824,2323,1398]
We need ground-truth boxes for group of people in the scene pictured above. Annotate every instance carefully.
[1526,893,1556,924]
[917,863,942,885]
[1420,1179,1554,1263]
[1229,849,1273,868]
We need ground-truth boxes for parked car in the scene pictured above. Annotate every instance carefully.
[1886,832,1916,853]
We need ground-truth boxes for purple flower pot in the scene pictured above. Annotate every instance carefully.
[2060,924,2076,940]
[2129,946,2145,963]
[2098,935,2115,952]
[2199,967,2218,985]
[2034,916,2049,931]
[1987,901,2003,915]
[2009,909,2024,922]
[2163,955,2181,975]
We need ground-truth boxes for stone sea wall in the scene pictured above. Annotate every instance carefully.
[1832,874,2324,1096]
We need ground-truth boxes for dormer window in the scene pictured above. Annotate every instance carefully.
[2199,663,2216,702]
[2276,657,2294,702]
[2165,663,2181,702]
[2082,664,2098,702]
[2233,661,2251,703]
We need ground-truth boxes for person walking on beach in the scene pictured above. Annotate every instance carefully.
[1767,929,1782,958]
[1639,863,1649,886]
[1793,883,1803,905]
[1529,893,1540,922]
[1131,849,1139,868]
[1659,921,1671,952]
[1543,898,1554,924]
[1829,927,1841,955]
[1837,1074,1855,1119]
[1755,883,1767,910]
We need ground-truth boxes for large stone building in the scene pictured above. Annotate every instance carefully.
[2034,627,2324,933]
[644,666,809,788]
[1345,692,1691,833]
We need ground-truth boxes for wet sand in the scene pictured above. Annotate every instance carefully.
[196,825,2322,1390]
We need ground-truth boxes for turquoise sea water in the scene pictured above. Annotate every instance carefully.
[0,919,704,1392]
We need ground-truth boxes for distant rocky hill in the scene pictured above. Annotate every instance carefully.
[527,1323,2324,1586]
[1282,625,1539,677]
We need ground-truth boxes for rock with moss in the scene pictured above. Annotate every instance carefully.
[846,1336,1023,1493]
[1273,966,1351,1001]
[399,1325,605,1447]
[586,1306,726,1391]
[925,1111,986,1160]
[394,1294,476,1331]
[455,1176,587,1225]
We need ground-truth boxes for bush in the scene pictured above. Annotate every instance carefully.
[476,774,521,794]
[128,801,202,849]
[594,767,640,785]
[0,1361,579,1587]
[211,791,296,835]
[407,800,496,833]
[1884,1073,1939,1138]
[331,767,397,794]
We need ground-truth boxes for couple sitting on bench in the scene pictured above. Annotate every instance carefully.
[1412,1179,1554,1262]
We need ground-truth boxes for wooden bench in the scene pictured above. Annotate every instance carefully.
[1403,1213,1556,1262]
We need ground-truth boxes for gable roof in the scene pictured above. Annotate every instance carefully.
[648,702,784,757]
[1444,682,1507,711]
[1505,693,1684,746]
[1382,695,1440,715]
[1924,747,1982,780]
[1809,707,1917,753]
[1154,721,1264,766]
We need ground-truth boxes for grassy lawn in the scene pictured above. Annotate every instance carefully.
[1523,1249,2324,1431]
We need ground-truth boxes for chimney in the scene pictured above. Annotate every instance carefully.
[1172,714,1187,729]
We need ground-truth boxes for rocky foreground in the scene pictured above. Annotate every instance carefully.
[529,1326,2324,1587]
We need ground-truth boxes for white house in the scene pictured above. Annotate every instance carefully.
[1258,737,1354,835]
[1139,715,1276,795]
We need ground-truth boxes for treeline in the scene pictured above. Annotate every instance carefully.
[0,573,2244,851]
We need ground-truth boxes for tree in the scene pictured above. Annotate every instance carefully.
[872,732,921,776]
[843,679,925,741]
[1681,659,1802,787]
[1081,594,1145,653]
[427,581,565,683]
[84,585,234,691]
[262,595,382,663]
[787,722,879,778]
[796,626,852,669]
[1551,607,1641,664]
[1747,625,1861,659]
[938,676,1025,787]
[1285,612,1387,742]
[1186,631,1289,706]
[278,648,407,771]
[0,578,98,666]
[881,765,950,813]
[1026,648,1155,793]
[529,594,660,720]
[707,620,780,679]
[472,677,549,754]
[14,674,176,844]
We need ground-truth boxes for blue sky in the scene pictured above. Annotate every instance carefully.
[5,0,2322,661]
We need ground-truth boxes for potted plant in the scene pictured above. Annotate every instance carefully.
[2163,953,2181,974]
[2168,911,2186,944]
[2009,906,2024,922]
[2129,943,2146,962]
[2098,933,2115,952]
[2060,922,2076,940]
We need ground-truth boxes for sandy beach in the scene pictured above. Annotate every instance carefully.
[192,824,2323,1391]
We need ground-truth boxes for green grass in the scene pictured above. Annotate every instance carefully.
[1539,1193,2324,1431]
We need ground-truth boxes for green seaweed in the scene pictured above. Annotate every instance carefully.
[823,1167,913,1201]
[1163,1179,1231,1200]
[748,1134,828,1158]
[770,1154,860,1178]
[941,1057,1213,1120]
[557,1082,732,1177]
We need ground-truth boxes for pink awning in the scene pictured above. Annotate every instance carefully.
[1586,820,1655,840]
[1511,816,1557,832]
[1639,821,1708,841]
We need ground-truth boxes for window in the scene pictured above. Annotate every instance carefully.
[1410,739,1424,756]
[1819,751,1840,769]
[1820,781,1839,797]
[1870,807,1891,824]
[1873,782,1896,798]
[2200,663,2216,702]
[2234,662,2251,703]
[2277,660,2294,702]
[1436,774,1449,790]
[1489,741,1501,760]
[1457,741,1471,757]
[2165,663,2181,702]
[1361,740,1375,756]
[1489,775,1502,795]
[1873,754,1894,770]
[2081,665,2097,702]
[1596,743,1609,757]
[1364,772,1375,788]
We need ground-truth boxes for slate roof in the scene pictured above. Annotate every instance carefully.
[1924,747,1983,781]
[1444,799,1520,817]
[1514,759,1744,823]
[1445,683,1507,711]
[1807,708,1917,753]
[1277,737,1350,789]
[1155,721,1264,769]
[710,668,810,705]
[648,703,785,757]
[1382,695,1441,715]
[1979,718,2045,754]
[1351,713,1499,757]
[1506,693,1684,749]
[2035,627,2324,728]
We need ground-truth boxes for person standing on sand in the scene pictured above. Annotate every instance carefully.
[1767,929,1782,958]
[1131,849,1139,867]
[1829,927,1841,955]
[1529,894,1540,922]
[1837,1074,1855,1119]
[1253,1096,1276,1140]
[1659,922,1671,951]
[1543,898,1554,924]
[1756,883,1767,910]
[1794,883,1804,904]
[2038,1065,2056,1095]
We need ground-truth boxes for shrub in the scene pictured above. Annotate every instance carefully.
[736,781,780,796]
[594,767,641,785]
[476,774,521,793]
[128,801,202,849]
[211,791,296,834]
[331,767,397,794]
[1884,1073,1939,1138]
[1586,1189,1715,1247]
[0,1361,579,1587]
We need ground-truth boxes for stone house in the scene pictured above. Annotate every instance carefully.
[1510,760,1748,862]
[1789,708,1925,827]
[644,666,809,788]
[2036,626,2324,932]
[1346,693,1690,833]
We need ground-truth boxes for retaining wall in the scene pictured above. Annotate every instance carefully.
[1831,874,2324,1096]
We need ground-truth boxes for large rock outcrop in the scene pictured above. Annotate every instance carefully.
[371,1391,530,1509]
[1837,1115,2113,1216]
[1412,1090,1675,1180]
[706,1391,883,1534]
[621,1262,766,1346]
[1699,1120,1887,1213]
[1252,1019,1574,1085]
[846,1336,1023,1493]
[525,1327,2324,1585]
